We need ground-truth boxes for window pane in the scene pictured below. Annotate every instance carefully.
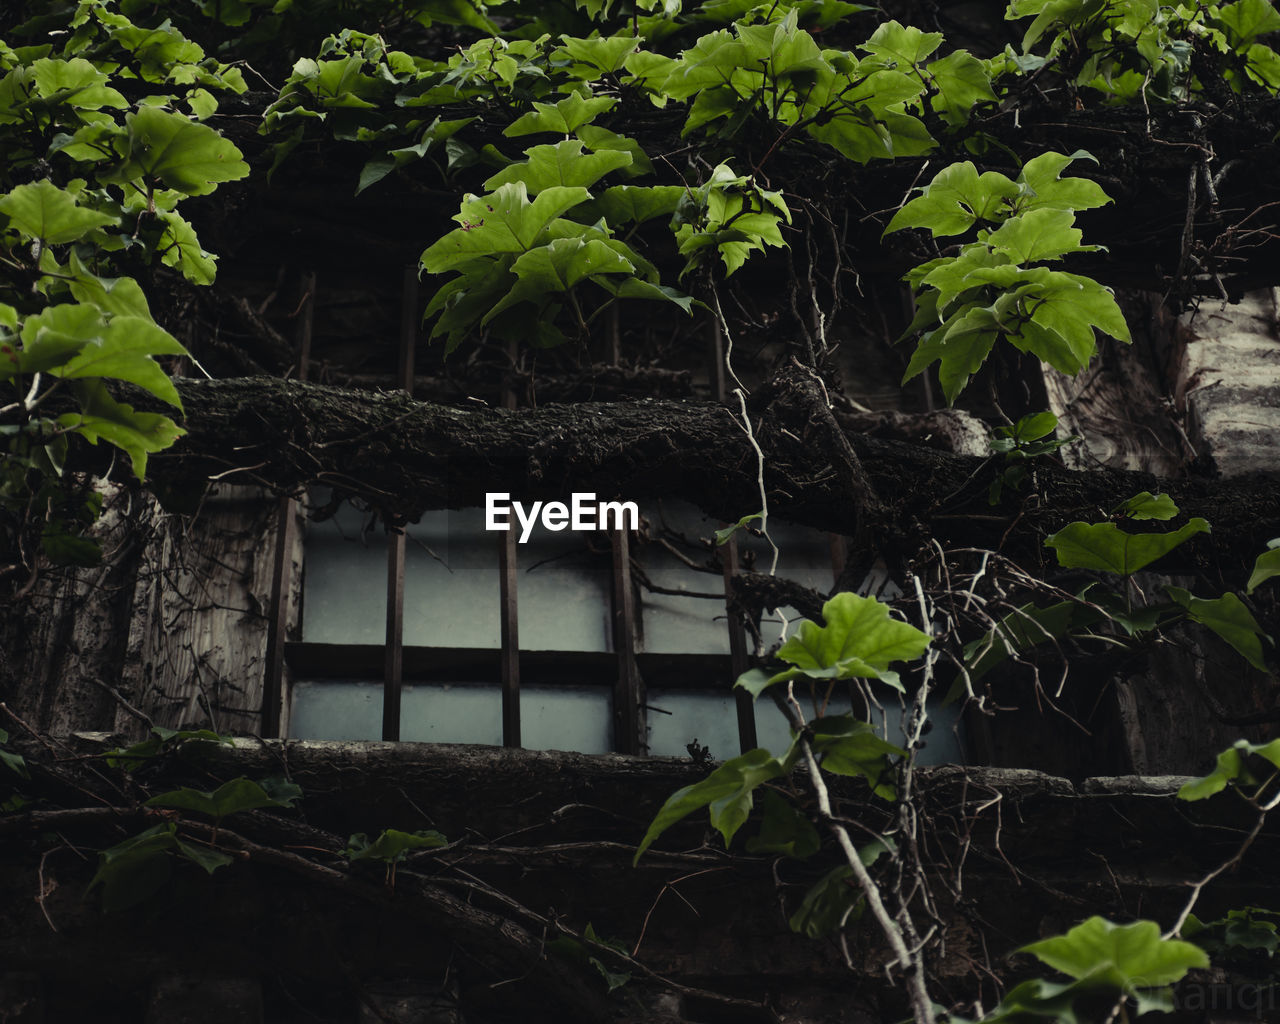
[516,522,613,652]
[404,509,500,648]
[646,688,965,764]
[395,683,611,752]
[401,682,502,745]
[740,518,836,650]
[637,502,732,655]
[302,500,387,644]
[290,680,382,740]
[647,690,753,759]
[521,686,611,753]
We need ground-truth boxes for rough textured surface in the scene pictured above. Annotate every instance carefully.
[119,486,287,739]
[104,373,1280,579]
[1177,289,1280,477]
[5,739,1279,1023]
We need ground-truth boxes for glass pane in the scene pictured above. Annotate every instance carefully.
[404,509,500,648]
[401,682,502,745]
[516,522,613,652]
[637,502,732,655]
[740,517,836,650]
[301,499,387,644]
[289,680,382,741]
[646,688,964,764]
[647,690,748,759]
[522,685,611,753]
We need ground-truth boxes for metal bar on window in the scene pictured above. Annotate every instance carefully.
[708,315,758,753]
[611,528,643,754]
[382,267,416,741]
[499,339,521,747]
[499,532,521,746]
[722,539,758,753]
[262,271,314,738]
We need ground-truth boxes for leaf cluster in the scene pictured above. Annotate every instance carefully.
[0,6,248,575]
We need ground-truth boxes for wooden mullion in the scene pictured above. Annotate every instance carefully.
[499,338,522,747]
[707,314,757,753]
[262,271,314,738]
[382,267,416,742]
[611,528,643,754]
[499,530,521,747]
[382,533,405,741]
[722,538,758,753]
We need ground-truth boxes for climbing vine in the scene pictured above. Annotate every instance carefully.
[2,0,1279,1021]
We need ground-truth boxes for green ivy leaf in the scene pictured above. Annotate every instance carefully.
[17,303,100,373]
[1179,738,1280,800]
[575,125,654,178]
[998,410,1059,444]
[68,259,152,318]
[985,207,1095,262]
[926,49,997,125]
[1166,586,1270,670]
[484,139,632,194]
[1218,0,1280,45]
[634,748,786,862]
[146,776,301,820]
[788,864,858,937]
[1045,517,1210,576]
[105,106,249,196]
[885,161,1020,236]
[556,35,641,75]
[807,715,904,799]
[1247,540,1280,594]
[175,839,234,874]
[59,378,185,479]
[742,591,930,698]
[88,823,177,912]
[345,828,448,862]
[788,840,890,938]
[961,600,1091,685]
[0,180,119,244]
[0,728,29,779]
[504,93,618,136]
[745,789,820,858]
[902,306,999,405]
[480,236,636,323]
[47,313,186,408]
[31,56,128,111]
[1115,491,1179,521]
[155,209,218,284]
[782,591,930,676]
[1017,149,1111,213]
[861,20,943,66]
[1021,917,1208,990]
[421,182,592,274]
[714,510,763,545]
[41,521,103,566]
[592,184,686,225]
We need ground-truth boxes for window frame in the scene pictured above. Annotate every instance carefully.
[260,268,959,760]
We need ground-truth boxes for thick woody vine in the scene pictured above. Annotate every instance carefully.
[2,0,1280,1021]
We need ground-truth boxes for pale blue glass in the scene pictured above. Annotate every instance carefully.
[404,509,500,648]
[301,499,387,644]
[516,521,613,652]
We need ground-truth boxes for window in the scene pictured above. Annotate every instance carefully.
[282,492,966,762]
[262,269,964,762]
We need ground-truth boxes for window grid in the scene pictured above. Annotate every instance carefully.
[266,269,852,756]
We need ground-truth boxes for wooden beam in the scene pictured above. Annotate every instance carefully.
[611,529,643,754]
[262,271,314,738]
[499,338,521,747]
[382,267,417,742]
